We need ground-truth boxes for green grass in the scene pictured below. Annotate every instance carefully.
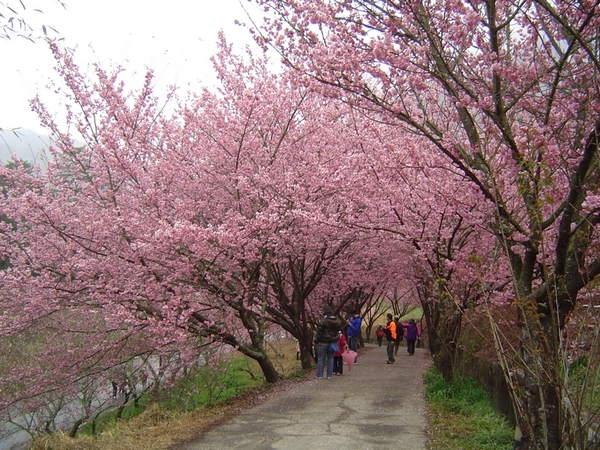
[78,395,150,435]
[159,355,264,412]
[566,354,600,434]
[76,355,265,437]
[399,307,422,322]
[424,367,513,450]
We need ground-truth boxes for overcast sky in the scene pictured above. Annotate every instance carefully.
[0,0,263,135]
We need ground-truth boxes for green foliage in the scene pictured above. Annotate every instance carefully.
[567,354,600,419]
[76,354,263,438]
[159,355,264,412]
[79,396,149,436]
[424,367,513,450]
[568,355,589,376]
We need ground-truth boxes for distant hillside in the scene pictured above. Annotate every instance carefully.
[0,128,51,164]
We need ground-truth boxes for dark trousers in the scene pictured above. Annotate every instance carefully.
[348,335,358,352]
[407,339,416,355]
[333,355,343,374]
[386,340,395,362]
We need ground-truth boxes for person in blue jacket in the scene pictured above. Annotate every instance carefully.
[346,310,362,363]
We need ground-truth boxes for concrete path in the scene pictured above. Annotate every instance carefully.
[182,343,432,450]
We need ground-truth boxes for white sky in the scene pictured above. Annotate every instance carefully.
[0,0,264,134]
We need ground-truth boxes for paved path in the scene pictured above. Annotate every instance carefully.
[182,343,431,450]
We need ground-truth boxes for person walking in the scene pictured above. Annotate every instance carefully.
[346,310,362,363]
[385,313,397,364]
[314,305,341,379]
[333,330,347,376]
[401,318,421,356]
[394,316,404,356]
[375,324,384,347]
[111,380,118,398]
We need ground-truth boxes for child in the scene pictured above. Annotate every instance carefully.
[375,324,384,346]
[333,331,347,375]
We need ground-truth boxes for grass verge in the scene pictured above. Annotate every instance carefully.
[424,367,513,450]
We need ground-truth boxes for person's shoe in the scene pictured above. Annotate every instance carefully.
[317,376,323,379]
[327,377,332,380]
[386,360,392,364]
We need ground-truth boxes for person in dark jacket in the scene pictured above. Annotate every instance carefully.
[394,316,404,355]
[314,305,341,379]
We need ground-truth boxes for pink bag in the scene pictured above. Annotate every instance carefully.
[342,350,358,371]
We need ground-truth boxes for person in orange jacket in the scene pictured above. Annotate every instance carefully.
[385,313,397,364]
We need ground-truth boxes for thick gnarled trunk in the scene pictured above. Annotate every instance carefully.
[515,305,562,450]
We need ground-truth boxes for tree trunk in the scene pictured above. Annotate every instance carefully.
[254,353,282,383]
[116,404,125,420]
[68,419,83,438]
[421,291,461,383]
[515,305,562,450]
[299,337,316,370]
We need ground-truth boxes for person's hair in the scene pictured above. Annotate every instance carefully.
[387,313,393,319]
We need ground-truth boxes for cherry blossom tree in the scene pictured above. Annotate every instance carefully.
[192,37,408,372]
[265,246,357,369]
[254,0,600,447]
[0,39,308,404]
[357,116,511,381]
[0,35,412,419]
[386,287,418,321]
[315,102,507,380]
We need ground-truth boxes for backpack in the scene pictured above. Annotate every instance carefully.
[395,321,404,341]
[383,327,392,342]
